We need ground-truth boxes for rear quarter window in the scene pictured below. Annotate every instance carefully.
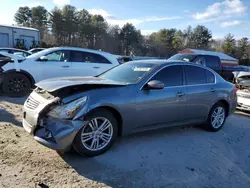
[205,70,215,83]
[185,65,207,85]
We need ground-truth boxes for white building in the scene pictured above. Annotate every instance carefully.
[0,24,40,49]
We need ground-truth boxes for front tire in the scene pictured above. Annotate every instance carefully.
[205,102,227,132]
[73,109,118,157]
[2,73,31,97]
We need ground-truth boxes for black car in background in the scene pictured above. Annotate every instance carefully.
[28,48,45,54]
[168,54,247,82]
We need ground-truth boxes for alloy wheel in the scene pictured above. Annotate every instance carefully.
[211,107,225,128]
[7,77,28,93]
[80,117,113,151]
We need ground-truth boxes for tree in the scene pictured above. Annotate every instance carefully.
[12,5,250,59]
[172,30,184,52]
[191,25,212,49]
[31,6,48,39]
[222,33,236,57]
[120,23,140,55]
[14,6,32,27]
[183,25,193,47]
[77,9,92,47]
[210,39,224,52]
[90,15,108,49]
[61,5,78,45]
[237,37,249,59]
[50,8,65,45]
[106,25,122,54]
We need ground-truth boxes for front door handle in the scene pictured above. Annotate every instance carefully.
[62,65,70,68]
[93,66,100,69]
[176,92,184,97]
[210,88,216,92]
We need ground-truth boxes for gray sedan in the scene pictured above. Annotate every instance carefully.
[23,60,237,157]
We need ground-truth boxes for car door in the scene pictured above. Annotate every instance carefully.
[135,65,187,128]
[20,50,71,82]
[184,65,217,121]
[70,51,114,77]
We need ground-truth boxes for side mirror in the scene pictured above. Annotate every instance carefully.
[147,80,164,89]
[39,56,48,61]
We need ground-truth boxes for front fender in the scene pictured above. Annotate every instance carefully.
[73,102,122,121]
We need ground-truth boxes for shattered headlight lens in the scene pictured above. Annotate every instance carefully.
[47,96,87,119]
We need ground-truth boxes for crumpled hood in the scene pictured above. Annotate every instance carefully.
[235,71,250,78]
[35,76,127,92]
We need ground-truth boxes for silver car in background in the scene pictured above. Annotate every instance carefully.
[23,60,237,157]
[235,71,250,111]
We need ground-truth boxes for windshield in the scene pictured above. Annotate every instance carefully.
[168,54,196,62]
[98,62,158,84]
[26,48,52,59]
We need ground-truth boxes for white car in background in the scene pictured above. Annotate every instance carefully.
[235,71,250,112]
[0,47,120,96]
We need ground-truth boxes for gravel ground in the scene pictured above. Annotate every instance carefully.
[1,96,250,188]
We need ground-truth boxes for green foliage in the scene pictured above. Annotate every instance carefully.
[31,6,48,39]
[12,4,250,65]
[14,6,31,27]
[222,33,236,56]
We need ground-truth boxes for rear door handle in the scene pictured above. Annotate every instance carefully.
[93,66,100,69]
[62,65,69,68]
[176,92,184,97]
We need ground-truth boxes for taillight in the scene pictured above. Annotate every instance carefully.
[233,85,238,93]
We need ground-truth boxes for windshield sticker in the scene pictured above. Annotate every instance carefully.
[183,58,190,62]
[133,67,151,72]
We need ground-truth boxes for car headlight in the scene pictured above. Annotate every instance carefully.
[47,96,87,119]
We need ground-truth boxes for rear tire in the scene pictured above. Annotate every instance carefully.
[2,73,31,97]
[73,109,118,157]
[204,102,227,132]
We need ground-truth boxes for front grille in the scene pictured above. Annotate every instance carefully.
[25,96,40,110]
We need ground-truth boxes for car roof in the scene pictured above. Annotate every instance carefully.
[51,47,113,56]
[127,59,217,71]
[29,48,45,50]
[128,59,189,65]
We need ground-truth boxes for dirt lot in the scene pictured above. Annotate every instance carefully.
[1,96,250,188]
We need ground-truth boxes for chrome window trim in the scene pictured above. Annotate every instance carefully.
[140,63,217,90]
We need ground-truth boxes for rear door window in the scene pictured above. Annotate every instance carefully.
[70,51,86,62]
[70,51,111,64]
[184,65,207,85]
[151,65,183,87]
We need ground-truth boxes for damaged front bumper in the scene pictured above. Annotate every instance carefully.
[23,117,87,150]
[237,90,250,111]
[22,91,87,151]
